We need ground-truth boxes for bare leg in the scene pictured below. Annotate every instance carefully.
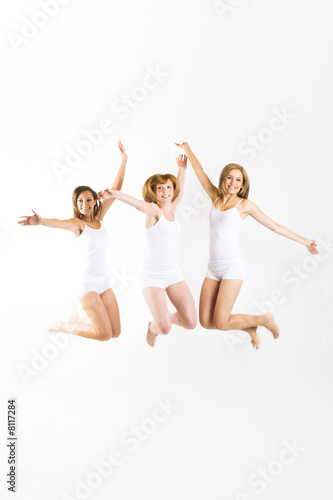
[199,278,220,329]
[199,278,279,349]
[142,287,172,347]
[166,281,197,330]
[49,289,120,341]
[69,314,88,325]
[49,319,96,337]
[143,281,197,347]
[213,280,279,339]
[100,288,121,338]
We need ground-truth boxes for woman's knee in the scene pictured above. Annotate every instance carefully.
[111,327,121,338]
[97,323,121,340]
[213,315,230,331]
[157,320,172,335]
[199,312,213,329]
[183,315,197,330]
[97,329,113,341]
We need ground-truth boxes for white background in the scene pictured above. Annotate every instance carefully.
[1,0,332,499]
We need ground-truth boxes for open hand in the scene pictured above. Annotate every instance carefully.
[18,210,40,226]
[117,140,127,160]
[306,240,318,255]
[175,154,187,169]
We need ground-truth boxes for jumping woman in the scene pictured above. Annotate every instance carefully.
[98,154,197,346]
[175,142,318,349]
[18,141,127,341]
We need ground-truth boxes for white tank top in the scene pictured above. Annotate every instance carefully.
[209,198,244,264]
[143,210,180,274]
[75,219,109,281]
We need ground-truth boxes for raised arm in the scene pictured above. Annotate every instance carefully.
[98,189,160,217]
[243,200,318,255]
[18,210,81,235]
[175,142,219,202]
[172,154,187,208]
[99,140,127,220]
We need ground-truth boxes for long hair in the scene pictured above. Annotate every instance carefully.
[72,186,102,220]
[142,174,180,203]
[218,163,250,199]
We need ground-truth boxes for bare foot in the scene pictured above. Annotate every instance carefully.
[263,313,279,339]
[48,319,98,340]
[246,327,260,349]
[48,320,65,333]
[146,321,157,347]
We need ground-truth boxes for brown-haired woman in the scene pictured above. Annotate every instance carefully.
[176,142,318,349]
[98,154,197,347]
[18,141,127,341]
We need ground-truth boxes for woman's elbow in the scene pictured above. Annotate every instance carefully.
[272,223,284,234]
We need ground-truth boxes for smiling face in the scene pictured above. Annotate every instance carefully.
[154,179,175,203]
[224,169,244,195]
[77,190,96,217]
[218,164,250,200]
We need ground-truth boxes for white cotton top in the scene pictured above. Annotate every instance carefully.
[75,219,109,292]
[143,210,180,275]
[209,198,244,268]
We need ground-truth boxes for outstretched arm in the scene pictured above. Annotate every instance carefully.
[99,140,127,220]
[245,200,318,254]
[172,154,187,208]
[175,142,219,202]
[18,210,81,235]
[98,189,160,217]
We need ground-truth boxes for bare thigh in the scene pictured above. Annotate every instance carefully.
[100,288,121,338]
[142,287,172,334]
[77,291,114,341]
[199,278,221,329]
[166,281,197,329]
[213,279,243,327]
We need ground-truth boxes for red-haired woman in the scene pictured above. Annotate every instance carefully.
[176,142,318,349]
[98,154,197,346]
[18,141,127,341]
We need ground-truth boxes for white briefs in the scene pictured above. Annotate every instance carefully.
[142,267,184,291]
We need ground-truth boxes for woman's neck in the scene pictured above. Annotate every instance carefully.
[158,202,172,212]
[221,194,239,205]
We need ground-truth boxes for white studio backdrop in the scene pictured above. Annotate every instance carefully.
[0,0,332,499]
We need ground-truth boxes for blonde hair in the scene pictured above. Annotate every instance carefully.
[218,164,250,199]
[142,174,180,203]
[72,186,102,220]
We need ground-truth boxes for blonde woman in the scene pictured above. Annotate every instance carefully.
[18,141,127,341]
[175,142,318,349]
[98,154,197,346]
